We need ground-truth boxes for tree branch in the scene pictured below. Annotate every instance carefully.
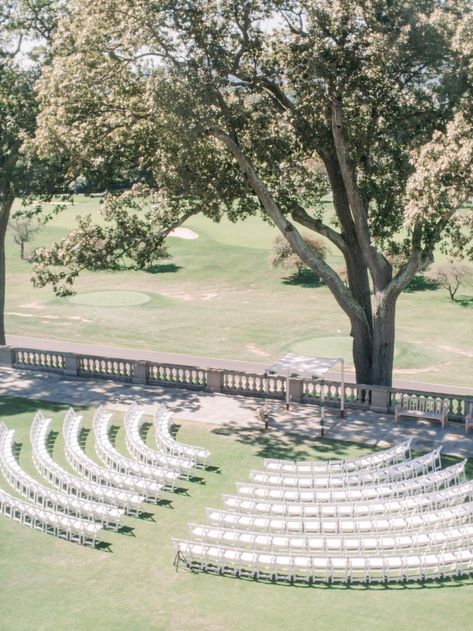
[331,97,391,289]
[209,126,370,330]
[290,204,348,254]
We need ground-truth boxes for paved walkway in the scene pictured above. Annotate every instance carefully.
[1,366,472,458]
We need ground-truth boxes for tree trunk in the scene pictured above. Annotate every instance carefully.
[370,293,397,386]
[0,198,14,345]
[323,154,374,329]
[350,318,373,384]
[211,127,405,387]
[20,241,24,260]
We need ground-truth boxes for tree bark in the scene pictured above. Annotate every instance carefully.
[370,293,397,386]
[319,153,374,327]
[345,316,371,384]
[0,197,14,345]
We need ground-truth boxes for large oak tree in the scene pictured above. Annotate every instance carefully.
[33,0,473,385]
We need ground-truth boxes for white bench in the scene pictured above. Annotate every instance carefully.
[394,395,449,429]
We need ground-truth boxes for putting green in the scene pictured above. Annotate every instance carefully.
[68,290,151,307]
[288,335,353,359]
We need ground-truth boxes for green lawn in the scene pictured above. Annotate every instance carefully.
[1,396,473,631]
[4,196,473,387]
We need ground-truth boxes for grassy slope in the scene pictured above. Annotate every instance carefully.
[0,396,473,631]
[4,197,473,387]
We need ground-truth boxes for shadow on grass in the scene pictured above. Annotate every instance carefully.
[13,441,22,460]
[173,486,190,496]
[455,295,473,308]
[188,475,206,485]
[145,263,182,274]
[404,275,438,293]
[46,430,59,456]
[0,396,74,421]
[117,525,136,537]
[170,423,180,439]
[109,424,120,446]
[179,567,473,590]
[281,269,325,288]
[206,465,222,474]
[139,421,152,442]
[211,423,372,461]
[95,540,113,553]
[155,499,173,510]
[138,511,156,520]
[78,427,90,450]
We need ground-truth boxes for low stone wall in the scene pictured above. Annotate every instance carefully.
[0,345,471,420]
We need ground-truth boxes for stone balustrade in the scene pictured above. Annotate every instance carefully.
[1,345,471,421]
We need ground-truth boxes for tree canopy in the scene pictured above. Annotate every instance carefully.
[0,0,70,343]
[32,0,473,385]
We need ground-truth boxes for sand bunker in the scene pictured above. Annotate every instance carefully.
[169,227,199,240]
[18,303,46,310]
[245,343,271,358]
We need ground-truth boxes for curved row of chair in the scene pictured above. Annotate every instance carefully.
[154,404,210,468]
[123,404,195,478]
[220,479,473,518]
[0,422,123,531]
[31,411,144,515]
[263,439,413,474]
[250,448,442,489]
[93,406,180,490]
[1,402,212,548]
[63,408,162,503]
[207,499,473,535]
[0,487,101,546]
[188,518,473,555]
[175,443,473,583]
[235,461,466,503]
[207,500,473,536]
[173,539,473,583]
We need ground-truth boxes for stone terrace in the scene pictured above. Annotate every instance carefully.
[1,366,472,458]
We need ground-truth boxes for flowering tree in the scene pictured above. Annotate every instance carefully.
[31,190,175,292]
[33,0,473,385]
[270,234,327,277]
[9,215,42,259]
[427,260,473,301]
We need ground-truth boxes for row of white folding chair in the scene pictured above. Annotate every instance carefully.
[0,485,101,546]
[263,440,413,474]
[93,408,180,489]
[173,538,473,583]
[93,407,180,490]
[63,408,162,503]
[123,404,195,477]
[207,500,473,535]
[64,408,164,502]
[235,461,466,503]
[31,411,144,515]
[250,448,442,489]
[188,520,473,556]
[154,404,210,468]
[0,422,124,530]
[221,479,473,518]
